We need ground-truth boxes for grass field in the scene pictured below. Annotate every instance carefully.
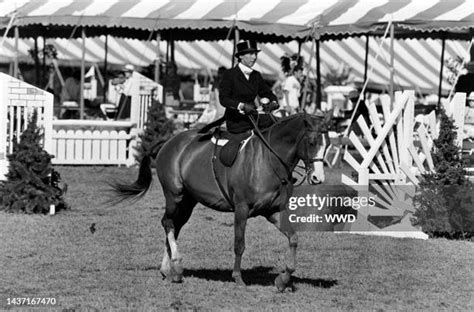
[1,166,473,311]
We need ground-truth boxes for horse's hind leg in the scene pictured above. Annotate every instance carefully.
[160,191,197,283]
[266,212,297,292]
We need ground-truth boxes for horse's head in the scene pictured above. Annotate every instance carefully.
[296,111,332,184]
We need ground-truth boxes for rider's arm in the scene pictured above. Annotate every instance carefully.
[218,69,241,111]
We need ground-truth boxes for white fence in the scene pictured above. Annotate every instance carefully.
[1,72,161,178]
[51,120,137,166]
[50,71,160,166]
[0,73,54,180]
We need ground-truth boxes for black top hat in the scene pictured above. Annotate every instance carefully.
[235,40,260,57]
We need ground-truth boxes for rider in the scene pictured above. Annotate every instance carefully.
[219,40,279,134]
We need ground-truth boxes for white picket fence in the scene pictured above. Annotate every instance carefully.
[1,72,162,179]
[51,120,137,166]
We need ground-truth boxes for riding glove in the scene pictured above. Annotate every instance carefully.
[240,102,257,115]
[263,101,279,112]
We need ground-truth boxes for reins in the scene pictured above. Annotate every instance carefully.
[248,114,293,183]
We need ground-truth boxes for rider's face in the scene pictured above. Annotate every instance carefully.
[240,52,258,68]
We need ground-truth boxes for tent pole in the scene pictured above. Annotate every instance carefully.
[316,39,321,109]
[364,35,369,89]
[14,26,18,79]
[155,32,161,83]
[42,36,46,85]
[389,23,394,107]
[170,37,175,64]
[103,34,108,102]
[232,27,240,68]
[389,23,395,108]
[437,37,445,108]
[80,27,86,119]
[163,38,170,106]
[34,37,40,86]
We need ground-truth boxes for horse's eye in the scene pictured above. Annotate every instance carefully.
[308,136,318,146]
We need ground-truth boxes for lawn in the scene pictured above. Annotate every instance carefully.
[0,166,473,311]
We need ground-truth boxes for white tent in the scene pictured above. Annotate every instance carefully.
[1,0,473,94]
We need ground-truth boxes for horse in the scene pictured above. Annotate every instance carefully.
[111,111,332,292]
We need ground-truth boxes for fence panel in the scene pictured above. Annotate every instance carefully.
[0,73,53,180]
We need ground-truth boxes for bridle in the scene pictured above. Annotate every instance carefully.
[248,113,328,184]
[299,120,329,179]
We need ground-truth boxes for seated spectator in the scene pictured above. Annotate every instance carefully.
[60,69,81,104]
[114,64,135,119]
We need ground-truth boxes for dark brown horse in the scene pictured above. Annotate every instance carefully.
[112,112,331,291]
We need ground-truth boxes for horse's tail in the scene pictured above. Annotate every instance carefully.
[109,155,153,204]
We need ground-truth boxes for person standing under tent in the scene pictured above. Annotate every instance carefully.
[279,54,304,116]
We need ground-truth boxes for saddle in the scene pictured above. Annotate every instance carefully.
[210,129,252,167]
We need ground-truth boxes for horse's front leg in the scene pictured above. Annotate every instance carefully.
[267,211,297,292]
[232,205,249,286]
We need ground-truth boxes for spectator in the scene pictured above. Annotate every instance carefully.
[60,69,81,104]
[279,54,304,115]
[115,64,134,119]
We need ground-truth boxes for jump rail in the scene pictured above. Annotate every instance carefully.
[340,91,467,239]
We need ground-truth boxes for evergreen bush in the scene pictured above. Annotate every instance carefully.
[134,99,176,163]
[412,108,473,239]
[0,110,68,214]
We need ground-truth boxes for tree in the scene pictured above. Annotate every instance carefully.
[412,109,473,239]
[134,99,176,163]
[0,110,67,214]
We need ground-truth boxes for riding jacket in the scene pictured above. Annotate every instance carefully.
[219,65,277,133]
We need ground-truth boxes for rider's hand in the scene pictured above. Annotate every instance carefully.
[240,102,257,115]
[263,101,279,112]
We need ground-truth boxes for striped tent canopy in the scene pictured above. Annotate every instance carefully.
[1,36,470,95]
[1,0,473,94]
[1,0,473,40]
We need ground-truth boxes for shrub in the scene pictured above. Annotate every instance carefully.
[412,109,473,239]
[0,110,68,214]
[134,99,176,163]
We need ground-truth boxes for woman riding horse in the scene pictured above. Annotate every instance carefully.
[112,110,331,292]
[219,40,280,134]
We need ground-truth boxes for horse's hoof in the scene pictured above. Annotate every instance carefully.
[160,270,168,280]
[160,265,171,280]
[232,275,246,287]
[275,271,292,292]
[170,274,183,283]
[275,275,286,292]
[170,258,184,283]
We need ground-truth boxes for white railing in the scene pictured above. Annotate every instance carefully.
[50,72,160,166]
[0,73,53,180]
[51,120,136,166]
[1,72,161,175]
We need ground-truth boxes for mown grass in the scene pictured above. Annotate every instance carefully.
[0,166,473,311]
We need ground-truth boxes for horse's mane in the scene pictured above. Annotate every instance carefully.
[262,112,321,133]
